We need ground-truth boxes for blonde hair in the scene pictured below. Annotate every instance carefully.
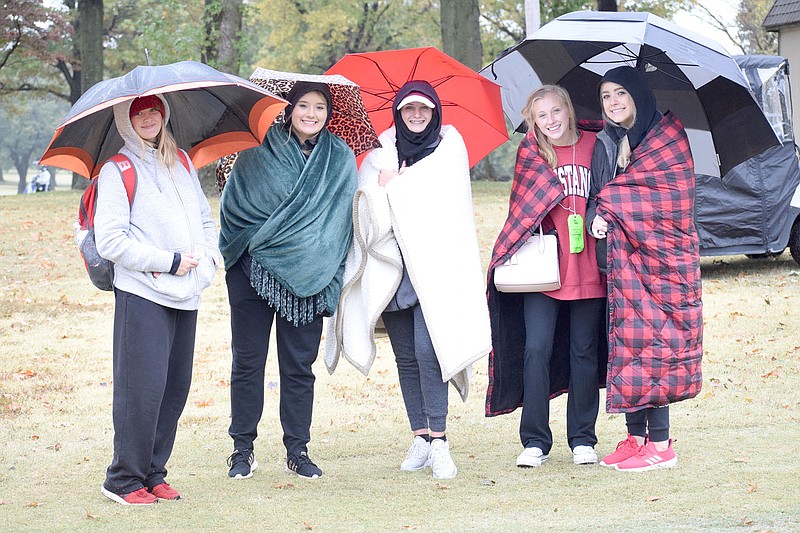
[521,85,577,168]
[137,124,178,172]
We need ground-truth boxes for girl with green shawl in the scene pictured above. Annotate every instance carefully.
[220,81,357,480]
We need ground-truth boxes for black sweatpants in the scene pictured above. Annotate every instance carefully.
[520,293,604,453]
[104,289,197,495]
[226,259,322,457]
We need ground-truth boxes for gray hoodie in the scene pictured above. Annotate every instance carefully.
[94,95,220,310]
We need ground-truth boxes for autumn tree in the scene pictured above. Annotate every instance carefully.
[0,1,70,96]
[245,0,440,73]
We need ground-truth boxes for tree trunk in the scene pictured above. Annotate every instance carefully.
[14,157,30,194]
[440,0,495,179]
[78,0,104,93]
[202,0,244,75]
[71,0,104,191]
[597,0,618,11]
[440,0,483,70]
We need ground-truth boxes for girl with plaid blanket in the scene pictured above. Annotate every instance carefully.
[485,86,607,468]
[587,66,703,472]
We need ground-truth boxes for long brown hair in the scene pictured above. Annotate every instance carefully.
[521,85,577,168]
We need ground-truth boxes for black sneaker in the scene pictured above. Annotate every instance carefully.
[227,449,257,479]
[286,451,323,479]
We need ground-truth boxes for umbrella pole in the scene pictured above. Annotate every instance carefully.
[145,49,151,66]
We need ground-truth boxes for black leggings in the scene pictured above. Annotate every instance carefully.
[625,406,670,442]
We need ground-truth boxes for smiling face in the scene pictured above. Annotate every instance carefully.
[600,81,636,128]
[400,102,433,134]
[531,92,574,146]
[290,91,328,143]
[130,107,163,142]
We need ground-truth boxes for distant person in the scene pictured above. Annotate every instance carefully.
[219,81,357,480]
[586,66,703,471]
[95,95,221,505]
[485,85,606,468]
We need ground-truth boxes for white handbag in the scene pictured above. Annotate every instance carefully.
[494,226,561,293]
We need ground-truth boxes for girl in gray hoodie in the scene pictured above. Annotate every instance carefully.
[94,94,220,505]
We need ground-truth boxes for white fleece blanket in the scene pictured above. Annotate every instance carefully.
[324,126,492,400]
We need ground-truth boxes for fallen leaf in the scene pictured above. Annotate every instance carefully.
[747,483,758,493]
[740,516,754,526]
[435,482,451,490]
[402,526,422,531]
[733,457,751,463]
[194,398,214,407]
[479,479,496,486]
[647,496,661,502]
[26,502,41,508]
[302,523,316,530]
[86,511,98,519]
[30,435,40,441]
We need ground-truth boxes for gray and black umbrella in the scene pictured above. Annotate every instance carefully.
[481,11,781,177]
[40,61,287,179]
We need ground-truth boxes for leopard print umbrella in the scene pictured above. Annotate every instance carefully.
[216,68,381,192]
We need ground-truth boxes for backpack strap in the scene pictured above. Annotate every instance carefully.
[176,149,191,174]
[107,154,137,206]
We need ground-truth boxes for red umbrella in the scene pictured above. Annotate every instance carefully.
[326,47,508,168]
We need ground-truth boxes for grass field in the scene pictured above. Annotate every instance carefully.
[0,184,798,532]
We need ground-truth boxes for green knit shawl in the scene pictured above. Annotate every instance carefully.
[219,124,357,325]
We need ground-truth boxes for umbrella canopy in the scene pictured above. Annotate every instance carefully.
[249,68,380,156]
[326,47,508,168]
[40,60,287,179]
[481,11,780,177]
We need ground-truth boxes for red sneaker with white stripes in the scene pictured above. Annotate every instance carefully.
[615,440,677,472]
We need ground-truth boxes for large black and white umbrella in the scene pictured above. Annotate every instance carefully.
[481,11,781,177]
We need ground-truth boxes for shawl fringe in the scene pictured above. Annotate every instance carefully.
[251,259,327,326]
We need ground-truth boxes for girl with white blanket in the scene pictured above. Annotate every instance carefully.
[326,81,492,480]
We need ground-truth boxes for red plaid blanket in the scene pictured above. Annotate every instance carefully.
[595,112,703,413]
[485,125,606,416]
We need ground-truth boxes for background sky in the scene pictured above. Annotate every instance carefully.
[673,0,741,54]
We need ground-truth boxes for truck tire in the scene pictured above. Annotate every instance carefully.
[790,216,800,266]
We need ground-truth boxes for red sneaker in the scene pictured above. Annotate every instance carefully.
[615,440,677,472]
[149,482,181,500]
[599,434,641,467]
[101,486,158,505]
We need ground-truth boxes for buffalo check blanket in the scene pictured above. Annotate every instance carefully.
[595,112,703,413]
[485,126,607,417]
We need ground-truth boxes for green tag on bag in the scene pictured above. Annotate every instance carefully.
[568,213,584,253]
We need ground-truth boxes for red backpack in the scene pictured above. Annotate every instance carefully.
[78,150,191,291]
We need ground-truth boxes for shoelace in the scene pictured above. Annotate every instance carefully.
[227,450,251,467]
[407,442,428,460]
[290,453,315,470]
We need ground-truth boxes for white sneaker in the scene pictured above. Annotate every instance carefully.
[516,447,548,467]
[429,439,457,479]
[400,436,431,471]
[572,445,598,465]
